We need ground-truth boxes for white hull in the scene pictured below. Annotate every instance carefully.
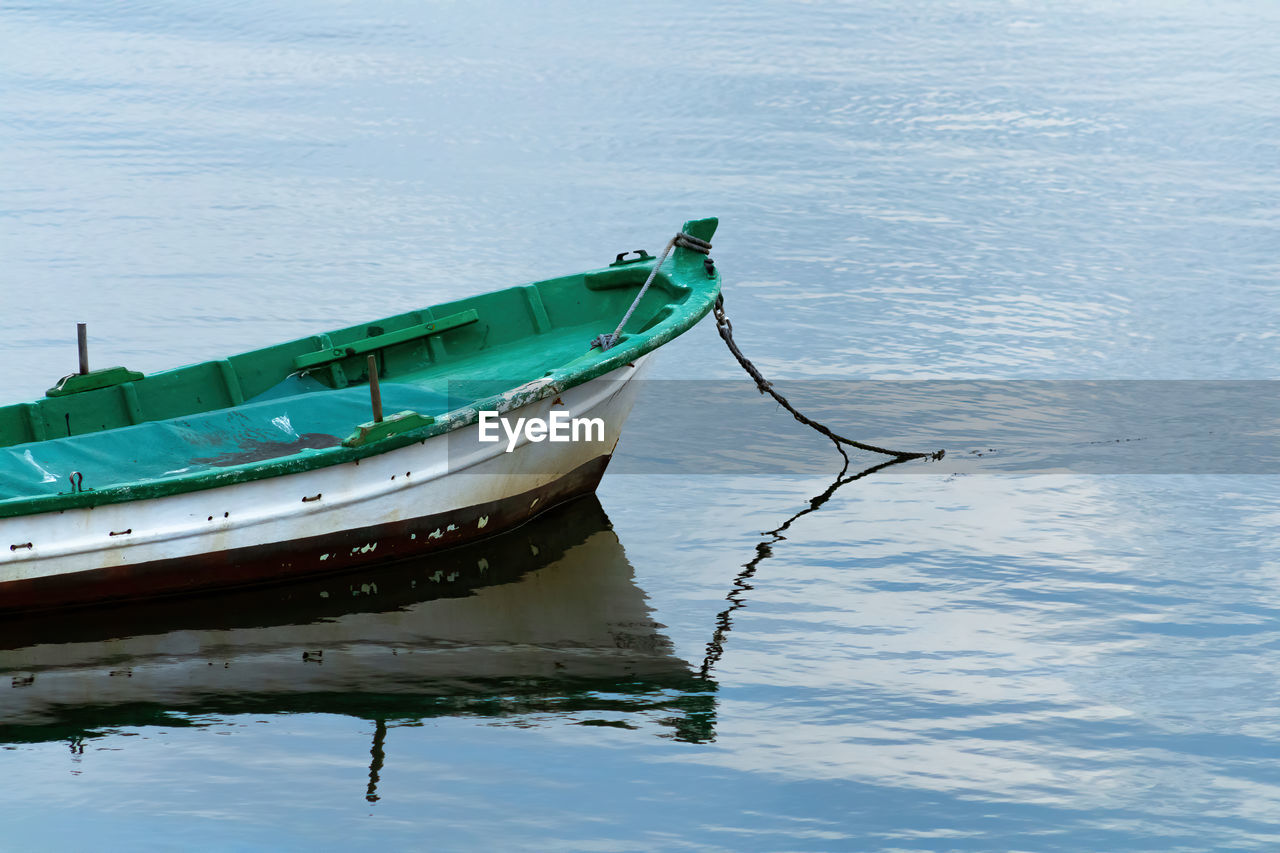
[0,357,652,608]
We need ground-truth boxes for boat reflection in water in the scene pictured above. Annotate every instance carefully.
[0,496,717,775]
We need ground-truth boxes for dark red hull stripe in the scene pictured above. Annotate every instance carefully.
[0,456,612,613]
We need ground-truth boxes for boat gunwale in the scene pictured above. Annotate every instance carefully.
[0,220,720,521]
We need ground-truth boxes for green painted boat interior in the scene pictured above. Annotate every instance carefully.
[0,218,719,518]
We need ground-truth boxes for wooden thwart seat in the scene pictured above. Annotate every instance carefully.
[292,309,479,372]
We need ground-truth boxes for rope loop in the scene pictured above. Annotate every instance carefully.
[673,232,712,254]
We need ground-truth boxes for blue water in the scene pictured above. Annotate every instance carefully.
[3,1,1280,849]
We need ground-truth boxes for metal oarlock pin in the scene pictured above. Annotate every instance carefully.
[77,323,89,375]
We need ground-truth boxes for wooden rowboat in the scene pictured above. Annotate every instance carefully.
[0,218,719,611]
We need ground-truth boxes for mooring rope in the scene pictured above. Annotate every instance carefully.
[713,292,941,463]
[591,231,712,352]
[595,231,937,463]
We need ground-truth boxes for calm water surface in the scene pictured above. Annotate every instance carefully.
[2,1,1279,850]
